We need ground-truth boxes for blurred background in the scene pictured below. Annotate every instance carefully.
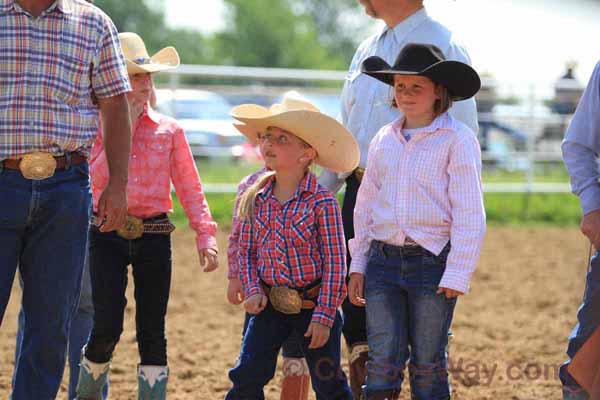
[93,0,600,227]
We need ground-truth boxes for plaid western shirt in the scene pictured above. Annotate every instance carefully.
[0,0,131,160]
[238,172,347,328]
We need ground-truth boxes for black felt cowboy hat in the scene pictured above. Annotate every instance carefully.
[361,43,481,101]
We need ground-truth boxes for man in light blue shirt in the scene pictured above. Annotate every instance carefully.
[561,61,600,400]
[318,1,478,398]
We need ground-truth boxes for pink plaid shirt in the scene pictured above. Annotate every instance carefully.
[239,172,347,327]
[90,105,217,252]
[349,113,486,293]
[227,167,269,280]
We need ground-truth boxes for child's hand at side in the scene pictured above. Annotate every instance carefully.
[199,248,218,272]
[244,293,268,314]
[437,287,464,298]
[227,278,245,305]
[305,322,331,349]
[348,273,366,307]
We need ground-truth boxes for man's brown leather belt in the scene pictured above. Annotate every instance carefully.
[2,153,87,171]
[92,213,175,240]
[260,281,321,314]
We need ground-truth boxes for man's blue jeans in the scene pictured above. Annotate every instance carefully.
[559,251,600,400]
[0,164,91,399]
[227,304,353,399]
[364,241,456,400]
[14,254,108,400]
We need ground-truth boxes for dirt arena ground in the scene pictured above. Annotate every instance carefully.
[0,226,591,399]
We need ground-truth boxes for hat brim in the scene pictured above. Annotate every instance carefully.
[231,105,359,173]
[126,46,180,74]
[362,56,481,101]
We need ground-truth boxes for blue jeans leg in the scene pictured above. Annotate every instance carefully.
[560,252,600,400]
[364,242,455,400]
[3,165,91,399]
[227,304,290,399]
[296,311,352,400]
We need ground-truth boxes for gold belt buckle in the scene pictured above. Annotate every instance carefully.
[269,287,303,314]
[19,152,57,180]
[116,216,144,240]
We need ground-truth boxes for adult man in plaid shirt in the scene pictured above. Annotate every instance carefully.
[0,0,132,398]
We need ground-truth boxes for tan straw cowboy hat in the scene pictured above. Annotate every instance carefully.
[119,32,180,74]
[231,92,360,173]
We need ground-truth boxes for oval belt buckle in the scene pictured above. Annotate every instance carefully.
[269,287,303,314]
[116,216,144,240]
[19,152,57,180]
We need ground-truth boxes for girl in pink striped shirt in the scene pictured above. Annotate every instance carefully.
[347,43,486,400]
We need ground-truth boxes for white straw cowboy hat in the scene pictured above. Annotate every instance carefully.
[231,92,360,173]
[119,32,180,74]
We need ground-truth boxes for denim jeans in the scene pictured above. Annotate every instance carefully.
[242,312,304,358]
[559,251,600,400]
[227,304,353,400]
[364,241,456,400]
[14,250,108,400]
[0,164,91,399]
[84,227,172,366]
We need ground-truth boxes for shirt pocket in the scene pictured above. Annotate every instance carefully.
[254,213,272,247]
[289,209,316,247]
[45,54,90,107]
[411,144,449,186]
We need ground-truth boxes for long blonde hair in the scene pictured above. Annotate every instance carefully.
[237,171,276,221]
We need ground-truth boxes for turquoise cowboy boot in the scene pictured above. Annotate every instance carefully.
[75,355,110,400]
[138,365,169,400]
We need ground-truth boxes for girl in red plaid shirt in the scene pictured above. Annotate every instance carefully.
[225,93,359,399]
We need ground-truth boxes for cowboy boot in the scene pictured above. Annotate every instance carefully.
[349,342,369,400]
[280,357,310,400]
[364,389,400,400]
[138,365,169,400]
[75,355,110,400]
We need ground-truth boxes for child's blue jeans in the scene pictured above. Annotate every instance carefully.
[227,303,353,399]
[364,240,456,400]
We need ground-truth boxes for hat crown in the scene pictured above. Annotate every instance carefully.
[119,32,150,62]
[392,43,446,72]
[269,91,320,114]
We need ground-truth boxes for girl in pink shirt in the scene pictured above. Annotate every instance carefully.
[348,43,486,400]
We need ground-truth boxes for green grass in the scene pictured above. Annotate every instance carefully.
[171,191,582,229]
[166,160,580,228]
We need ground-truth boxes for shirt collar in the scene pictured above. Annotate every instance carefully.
[377,7,429,44]
[144,104,162,125]
[257,171,318,201]
[2,0,73,15]
[393,112,450,137]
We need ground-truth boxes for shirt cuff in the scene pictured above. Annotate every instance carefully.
[311,306,336,328]
[227,264,239,280]
[349,254,368,275]
[579,184,600,215]
[196,234,218,253]
[244,283,264,299]
[439,266,471,294]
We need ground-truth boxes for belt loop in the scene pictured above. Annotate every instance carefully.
[0,160,4,174]
[65,152,72,170]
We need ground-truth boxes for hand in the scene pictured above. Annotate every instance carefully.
[348,273,366,307]
[243,293,267,314]
[304,322,331,349]
[96,181,127,232]
[199,248,218,272]
[227,278,245,305]
[581,209,600,250]
[437,287,464,298]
